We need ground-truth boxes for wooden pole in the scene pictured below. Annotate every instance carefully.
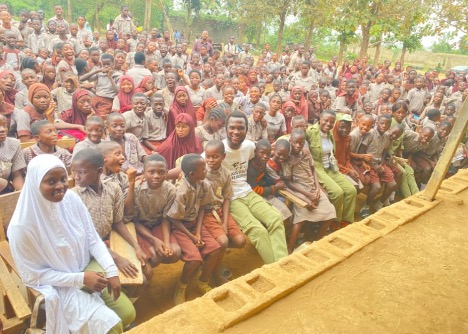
[420,100,468,201]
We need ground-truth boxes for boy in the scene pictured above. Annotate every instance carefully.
[246,102,268,142]
[421,109,441,131]
[106,112,147,174]
[349,114,375,190]
[91,54,121,115]
[168,154,222,304]
[144,93,167,151]
[360,115,404,214]
[3,29,24,71]
[15,69,37,109]
[73,116,106,157]
[131,154,182,267]
[406,76,426,117]
[204,140,246,286]
[71,149,144,327]
[123,93,150,142]
[27,18,46,55]
[333,80,360,113]
[23,120,72,169]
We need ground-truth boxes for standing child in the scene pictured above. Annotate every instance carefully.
[131,154,182,268]
[168,154,222,304]
[91,54,121,115]
[204,140,246,286]
[23,120,72,169]
[282,130,336,253]
[106,112,147,173]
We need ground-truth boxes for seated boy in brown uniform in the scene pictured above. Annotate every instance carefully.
[168,154,222,305]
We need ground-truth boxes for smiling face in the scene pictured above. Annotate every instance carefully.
[120,79,133,93]
[84,121,104,144]
[104,146,125,173]
[226,116,247,149]
[319,113,336,133]
[205,145,225,170]
[40,167,68,203]
[36,123,58,146]
[337,120,352,138]
[144,160,167,189]
[107,117,126,140]
[132,96,148,115]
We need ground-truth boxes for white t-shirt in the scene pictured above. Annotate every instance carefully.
[222,139,255,200]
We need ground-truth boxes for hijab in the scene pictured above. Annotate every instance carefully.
[116,75,135,113]
[0,87,16,128]
[0,71,18,105]
[247,69,258,87]
[289,86,308,119]
[134,75,154,93]
[281,100,297,134]
[156,113,202,169]
[60,89,92,125]
[238,75,249,95]
[24,83,52,123]
[7,155,120,333]
[166,86,196,136]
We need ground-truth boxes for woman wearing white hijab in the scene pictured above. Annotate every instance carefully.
[7,154,123,334]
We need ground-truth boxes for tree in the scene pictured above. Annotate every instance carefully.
[183,0,201,42]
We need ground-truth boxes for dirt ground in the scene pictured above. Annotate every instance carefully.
[224,190,468,333]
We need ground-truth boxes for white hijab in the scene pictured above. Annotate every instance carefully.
[8,155,120,333]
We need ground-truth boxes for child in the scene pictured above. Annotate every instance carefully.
[246,102,268,143]
[406,76,426,118]
[73,116,106,157]
[14,69,37,109]
[131,154,182,268]
[359,115,404,214]
[91,54,121,116]
[282,129,336,253]
[168,154,222,304]
[51,74,79,116]
[421,109,440,131]
[349,114,375,190]
[106,112,147,174]
[195,107,226,149]
[204,140,246,285]
[375,88,392,116]
[71,149,149,304]
[123,93,150,142]
[145,93,168,150]
[3,30,24,72]
[23,120,72,170]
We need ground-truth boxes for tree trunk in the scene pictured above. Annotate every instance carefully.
[338,39,346,64]
[400,45,407,65]
[238,24,246,44]
[304,18,315,50]
[256,23,262,47]
[144,0,152,31]
[276,11,286,54]
[185,4,192,43]
[359,24,371,59]
[67,0,72,23]
[93,2,100,31]
[373,32,383,65]
[158,0,174,40]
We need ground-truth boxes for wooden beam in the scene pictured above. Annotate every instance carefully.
[0,258,30,320]
[278,189,308,208]
[420,100,468,201]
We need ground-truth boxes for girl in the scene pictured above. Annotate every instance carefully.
[0,71,18,105]
[156,113,202,169]
[134,76,156,98]
[238,85,261,116]
[289,86,308,119]
[57,89,94,141]
[8,155,125,334]
[22,83,56,141]
[41,63,57,90]
[166,86,197,136]
[112,75,135,113]
[195,97,217,125]
[265,93,287,143]
[56,43,77,84]
[218,85,240,113]
[195,107,226,148]
[185,70,206,108]
[280,129,336,253]
[307,90,321,124]
[281,100,296,134]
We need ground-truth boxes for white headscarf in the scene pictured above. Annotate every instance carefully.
[8,155,120,334]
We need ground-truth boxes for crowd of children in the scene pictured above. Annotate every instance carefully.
[1,3,468,332]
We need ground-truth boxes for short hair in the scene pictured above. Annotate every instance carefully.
[269,93,282,103]
[390,124,405,134]
[181,153,203,175]
[75,58,88,75]
[346,80,357,86]
[321,110,336,118]
[106,112,125,126]
[254,101,268,111]
[20,68,36,77]
[392,100,409,113]
[291,115,306,125]
[144,153,167,168]
[31,120,52,136]
[151,93,164,101]
[291,128,305,139]
[256,139,271,151]
[89,46,100,54]
[162,59,172,66]
[188,69,201,78]
[134,52,145,64]
[439,120,453,128]
[421,126,435,135]
[132,93,148,101]
[377,114,392,122]
[85,115,104,127]
[226,110,248,130]
[205,139,225,154]
[275,139,290,151]
[72,148,104,168]
[101,53,114,62]
[97,141,121,156]
[20,57,37,71]
[427,109,441,120]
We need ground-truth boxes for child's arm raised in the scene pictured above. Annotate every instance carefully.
[79,68,101,82]
[124,168,137,216]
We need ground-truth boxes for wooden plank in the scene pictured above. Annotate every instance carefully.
[278,189,308,208]
[109,223,143,285]
[19,142,34,149]
[0,258,30,320]
[421,99,468,201]
[0,191,20,237]
[0,242,16,274]
[56,137,76,150]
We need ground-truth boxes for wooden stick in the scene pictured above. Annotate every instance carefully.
[420,100,468,201]
[278,189,308,208]
[0,258,30,320]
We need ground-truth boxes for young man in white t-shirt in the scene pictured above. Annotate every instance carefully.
[222,111,287,264]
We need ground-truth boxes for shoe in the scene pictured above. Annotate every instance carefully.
[221,266,232,280]
[330,221,341,231]
[373,201,384,212]
[340,221,350,228]
[360,205,370,218]
[195,280,212,295]
[173,280,187,305]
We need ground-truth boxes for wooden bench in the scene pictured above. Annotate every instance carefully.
[20,137,76,151]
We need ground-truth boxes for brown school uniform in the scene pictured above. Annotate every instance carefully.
[101,172,129,198]
[0,138,26,190]
[23,143,72,169]
[282,148,336,224]
[72,180,124,239]
[365,129,396,184]
[204,165,242,240]
[106,133,147,174]
[349,128,373,185]
[167,177,220,262]
[123,109,149,141]
[133,180,179,258]
[246,115,267,142]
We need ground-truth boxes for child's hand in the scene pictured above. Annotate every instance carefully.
[261,118,267,129]
[177,69,184,76]
[134,245,147,266]
[163,243,173,257]
[275,181,286,191]
[45,101,57,117]
[84,271,108,292]
[349,170,360,181]
[193,234,204,248]
[107,276,121,301]
[362,154,373,162]
[152,238,166,257]
[375,165,384,174]
[114,255,139,278]
[126,168,137,183]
